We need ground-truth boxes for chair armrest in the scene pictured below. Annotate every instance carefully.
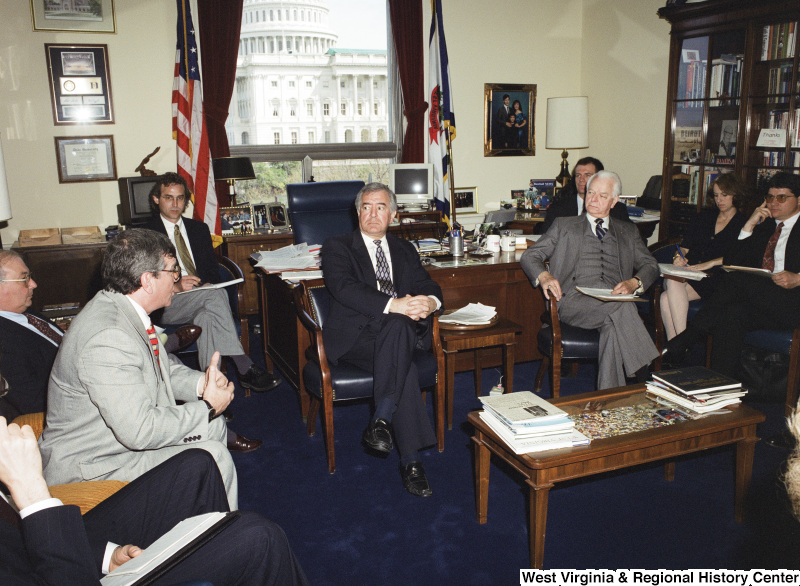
[218,255,246,319]
[292,283,334,377]
[12,412,44,439]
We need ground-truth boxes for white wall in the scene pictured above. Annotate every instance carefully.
[0,0,669,244]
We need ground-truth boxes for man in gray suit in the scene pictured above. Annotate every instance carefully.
[521,171,659,389]
[39,229,238,508]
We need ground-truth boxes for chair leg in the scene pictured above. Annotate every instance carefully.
[534,356,549,391]
[320,399,336,474]
[474,349,482,397]
[306,396,320,437]
[551,353,562,399]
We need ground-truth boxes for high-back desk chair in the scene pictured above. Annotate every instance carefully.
[286,180,364,245]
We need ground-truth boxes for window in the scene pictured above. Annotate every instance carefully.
[340,103,346,116]
[241,131,249,145]
[270,10,273,21]
[361,129,369,142]
[340,80,345,88]
[290,107,296,117]
[271,80,278,87]
[325,130,331,142]
[373,81,378,89]
[306,81,312,88]
[357,103,363,116]
[307,104,313,116]
[377,128,386,141]
[374,103,379,115]
[273,107,279,117]
[291,131,298,144]
[273,132,280,145]
[289,80,295,87]
[344,129,353,143]
[323,103,330,116]
[357,81,362,88]
[308,131,315,143]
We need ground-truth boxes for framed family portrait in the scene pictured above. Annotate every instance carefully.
[484,83,536,157]
[45,44,114,125]
[31,0,116,33]
[220,204,254,236]
[54,135,117,183]
[453,187,477,214]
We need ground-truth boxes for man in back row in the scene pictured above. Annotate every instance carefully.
[145,172,280,393]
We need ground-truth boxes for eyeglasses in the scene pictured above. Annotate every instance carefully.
[158,265,182,282]
[0,273,33,285]
[765,193,798,203]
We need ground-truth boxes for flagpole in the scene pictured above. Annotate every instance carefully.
[446,130,457,227]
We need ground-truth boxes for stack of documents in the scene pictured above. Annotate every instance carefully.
[413,238,443,252]
[658,263,707,281]
[478,391,589,454]
[251,243,320,273]
[646,366,746,418]
[438,303,497,326]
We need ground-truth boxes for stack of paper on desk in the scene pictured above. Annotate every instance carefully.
[438,303,496,325]
[251,243,320,272]
[478,391,589,454]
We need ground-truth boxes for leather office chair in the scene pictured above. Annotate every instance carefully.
[286,180,365,245]
[293,280,445,473]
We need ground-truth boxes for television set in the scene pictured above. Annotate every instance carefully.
[387,163,433,208]
[117,175,165,225]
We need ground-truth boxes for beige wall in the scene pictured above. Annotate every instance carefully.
[0,0,669,244]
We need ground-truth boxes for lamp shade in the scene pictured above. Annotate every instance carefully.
[0,134,12,222]
[212,157,256,181]
[545,97,589,150]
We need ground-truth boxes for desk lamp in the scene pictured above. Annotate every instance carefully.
[546,97,589,188]
[212,156,256,206]
[0,135,13,249]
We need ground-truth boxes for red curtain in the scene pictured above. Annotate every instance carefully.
[388,0,426,164]
[197,0,244,207]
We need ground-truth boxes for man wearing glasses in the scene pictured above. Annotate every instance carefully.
[38,229,239,508]
[664,172,800,380]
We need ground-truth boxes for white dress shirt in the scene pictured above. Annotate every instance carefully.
[738,210,800,273]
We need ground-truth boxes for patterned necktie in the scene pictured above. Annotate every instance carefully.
[0,494,20,529]
[25,313,62,346]
[595,218,607,240]
[146,324,160,367]
[761,222,784,272]
[174,224,198,277]
[374,240,397,298]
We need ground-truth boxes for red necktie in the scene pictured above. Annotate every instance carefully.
[25,313,62,346]
[0,494,21,529]
[761,222,784,272]
[146,324,160,367]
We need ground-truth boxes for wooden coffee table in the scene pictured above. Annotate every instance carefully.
[469,385,765,569]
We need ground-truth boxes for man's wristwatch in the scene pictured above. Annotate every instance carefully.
[633,277,644,294]
[202,399,217,422]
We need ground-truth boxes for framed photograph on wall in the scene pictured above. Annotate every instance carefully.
[484,83,536,157]
[45,44,114,125]
[31,0,116,33]
[54,135,117,183]
[220,204,254,236]
[453,187,477,214]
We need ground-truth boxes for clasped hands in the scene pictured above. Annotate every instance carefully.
[202,351,234,413]
[389,294,437,321]
[538,271,639,301]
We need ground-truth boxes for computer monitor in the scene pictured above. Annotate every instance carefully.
[117,175,165,225]
[484,208,518,226]
[387,163,433,207]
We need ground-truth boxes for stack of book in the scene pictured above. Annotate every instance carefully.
[478,391,589,454]
[646,366,747,419]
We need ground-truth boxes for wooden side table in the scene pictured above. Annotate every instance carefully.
[440,317,523,430]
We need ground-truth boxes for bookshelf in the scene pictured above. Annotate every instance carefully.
[658,0,800,240]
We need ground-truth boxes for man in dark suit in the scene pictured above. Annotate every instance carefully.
[322,183,443,497]
[539,157,630,234]
[665,172,800,378]
[144,172,280,395]
[0,417,309,585]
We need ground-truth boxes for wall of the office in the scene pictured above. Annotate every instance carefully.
[0,0,669,244]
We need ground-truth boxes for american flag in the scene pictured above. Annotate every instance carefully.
[173,0,220,236]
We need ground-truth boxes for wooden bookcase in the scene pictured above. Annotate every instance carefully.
[658,0,800,240]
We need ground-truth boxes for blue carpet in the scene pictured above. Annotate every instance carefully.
[223,331,799,581]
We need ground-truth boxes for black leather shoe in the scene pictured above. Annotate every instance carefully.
[238,365,281,393]
[227,433,263,453]
[399,461,433,497]
[766,430,795,450]
[223,408,234,423]
[362,418,393,455]
[661,343,690,370]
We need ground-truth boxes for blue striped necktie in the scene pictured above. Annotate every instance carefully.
[595,218,607,240]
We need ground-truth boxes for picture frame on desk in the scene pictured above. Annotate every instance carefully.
[454,187,477,214]
[267,203,289,230]
[483,83,536,157]
[220,204,253,236]
[31,0,116,33]
[252,204,268,230]
[54,135,117,183]
[45,43,114,125]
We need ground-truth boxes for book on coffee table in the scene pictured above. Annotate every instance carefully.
[651,366,741,395]
[479,391,568,426]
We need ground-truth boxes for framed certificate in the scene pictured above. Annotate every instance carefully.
[54,136,117,183]
[30,0,116,33]
[45,44,114,125]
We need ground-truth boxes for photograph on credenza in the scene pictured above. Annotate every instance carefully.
[526,180,556,209]
[220,204,253,236]
[252,204,268,229]
[484,83,536,157]
[31,0,117,33]
[453,187,477,214]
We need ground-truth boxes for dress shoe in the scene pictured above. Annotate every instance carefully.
[164,325,202,353]
[765,430,795,450]
[223,408,234,423]
[227,433,263,453]
[661,342,690,370]
[238,365,282,392]
[399,461,433,497]
[362,418,393,455]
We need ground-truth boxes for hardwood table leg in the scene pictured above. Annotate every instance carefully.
[445,349,456,430]
[474,349,482,397]
[526,478,553,570]
[664,460,675,481]
[734,432,759,523]
[472,433,491,524]
[504,341,515,394]
[256,274,275,372]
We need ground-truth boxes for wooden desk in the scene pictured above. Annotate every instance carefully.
[258,251,544,417]
[469,386,764,569]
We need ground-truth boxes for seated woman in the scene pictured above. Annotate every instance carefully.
[660,173,748,340]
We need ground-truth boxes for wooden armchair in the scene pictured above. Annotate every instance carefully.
[11,412,127,514]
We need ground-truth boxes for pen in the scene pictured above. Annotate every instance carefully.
[675,244,687,262]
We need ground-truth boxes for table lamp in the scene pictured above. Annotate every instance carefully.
[0,134,13,249]
[212,156,256,206]
[546,97,589,188]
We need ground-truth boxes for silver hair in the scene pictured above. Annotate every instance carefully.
[355,182,398,213]
[0,250,24,281]
[586,170,622,199]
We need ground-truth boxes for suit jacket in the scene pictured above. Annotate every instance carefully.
[0,313,59,419]
[145,215,221,284]
[540,189,630,234]
[521,214,659,294]
[39,290,226,485]
[321,231,443,364]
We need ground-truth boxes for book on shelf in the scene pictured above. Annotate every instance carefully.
[651,365,741,395]
[478,412,589,455]
[478,391,569,426]
[762,22,798,61]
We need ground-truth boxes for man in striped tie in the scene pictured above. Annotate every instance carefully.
[321,183,443,497]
